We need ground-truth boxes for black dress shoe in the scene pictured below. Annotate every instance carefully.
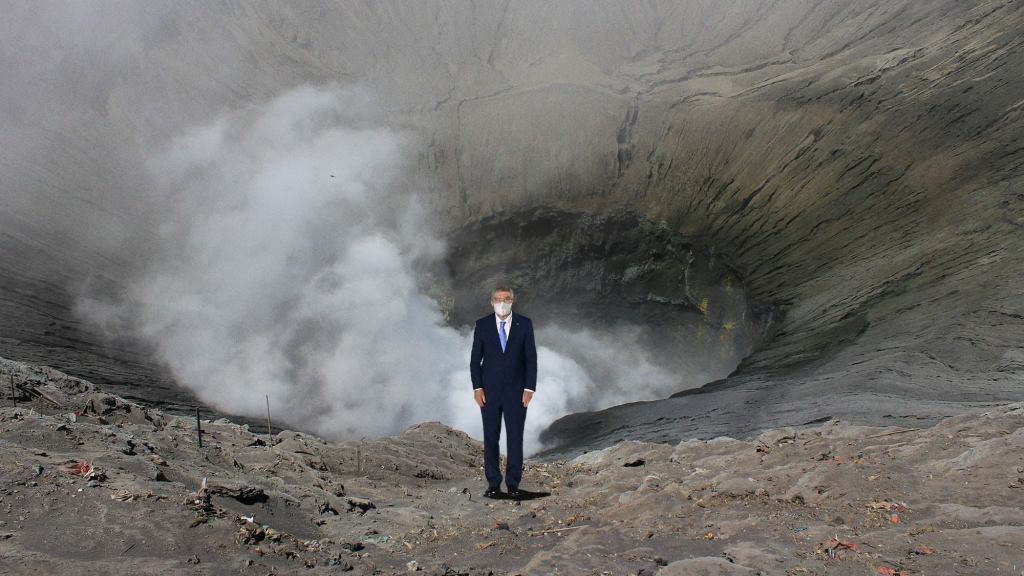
[506,488,521,500]
[483,487,504,499]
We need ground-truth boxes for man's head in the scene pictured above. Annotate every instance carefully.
[491,286,514,318]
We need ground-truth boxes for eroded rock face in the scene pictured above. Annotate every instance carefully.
[0,1,1022,447]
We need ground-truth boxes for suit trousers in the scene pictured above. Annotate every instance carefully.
[480,385,527,490]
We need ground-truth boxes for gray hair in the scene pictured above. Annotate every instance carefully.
[491,286,515,300]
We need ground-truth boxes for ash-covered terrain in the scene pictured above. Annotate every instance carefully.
[2,357,1023,575]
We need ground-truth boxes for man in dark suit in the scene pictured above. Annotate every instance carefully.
[470,286,537,500]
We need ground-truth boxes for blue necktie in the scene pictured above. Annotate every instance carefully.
[499,320,507,352]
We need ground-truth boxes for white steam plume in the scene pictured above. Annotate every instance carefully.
[79,85,677,454]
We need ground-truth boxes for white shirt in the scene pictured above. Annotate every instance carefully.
[494,313,512,341]
[493,312,534,396]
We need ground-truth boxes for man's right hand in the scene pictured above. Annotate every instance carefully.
[474,388,486,407]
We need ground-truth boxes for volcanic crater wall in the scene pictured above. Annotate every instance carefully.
[442,208,772,389]
[1,1,1022,450]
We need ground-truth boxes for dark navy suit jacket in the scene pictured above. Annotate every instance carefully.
[470,312,537,393]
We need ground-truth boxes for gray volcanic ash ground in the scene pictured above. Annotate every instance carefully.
[0,356,1019,569]
[2,358,1023,575]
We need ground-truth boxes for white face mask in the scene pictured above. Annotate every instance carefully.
[492,301,512,317]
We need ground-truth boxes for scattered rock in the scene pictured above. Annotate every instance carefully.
[340,542,364,553]
[414,468,447,479]
[347,497,375,514]
[715,477,761,497]
[659,557,755,574]
[206,484,267,504]
[149,466,168,482]
[436,564,469,576]
[757,428,797,447]
[316,498,338,515]
[324,555,353,570]
[911,544,935,555]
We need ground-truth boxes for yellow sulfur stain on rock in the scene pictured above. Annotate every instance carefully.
[720,322,734,343]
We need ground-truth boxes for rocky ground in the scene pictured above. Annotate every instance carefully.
[1,356,1022,575]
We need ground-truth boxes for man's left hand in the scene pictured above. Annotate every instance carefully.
[523,389,534,408]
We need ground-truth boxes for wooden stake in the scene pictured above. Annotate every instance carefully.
[265,395,272,436]
[14,381,64,408]
[195,407,203,448]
